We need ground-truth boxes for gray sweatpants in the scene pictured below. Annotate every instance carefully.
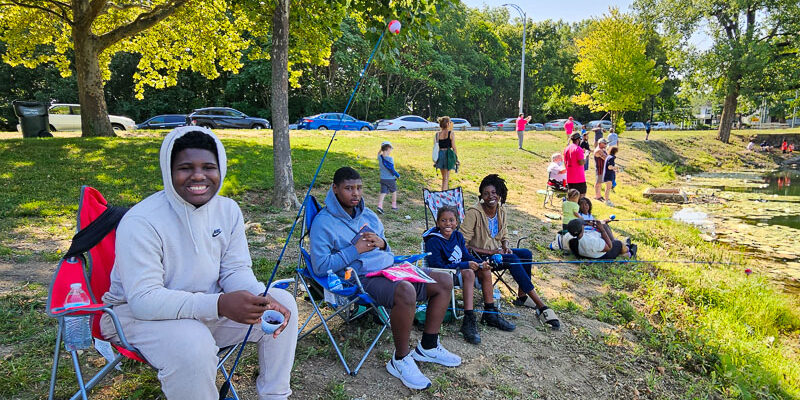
[100,288,298,400]
[517,130,524,148]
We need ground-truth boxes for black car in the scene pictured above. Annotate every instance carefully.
[136,114,187,130]
[187,107,271,130]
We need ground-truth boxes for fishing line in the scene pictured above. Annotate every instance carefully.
[220,22,396,399]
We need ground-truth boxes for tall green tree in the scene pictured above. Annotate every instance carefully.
[572,8,663,128]
[0,0,251,137]
[634,0,800,142]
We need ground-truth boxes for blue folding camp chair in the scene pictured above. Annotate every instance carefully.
[294,195,426,376]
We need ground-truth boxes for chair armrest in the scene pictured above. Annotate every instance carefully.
[100,306,138,354]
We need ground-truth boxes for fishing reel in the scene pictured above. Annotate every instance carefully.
[489,253,504,267]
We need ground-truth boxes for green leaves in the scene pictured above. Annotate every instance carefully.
[572,8,663,117]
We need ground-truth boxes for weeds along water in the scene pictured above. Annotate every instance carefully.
[0,129,798,398]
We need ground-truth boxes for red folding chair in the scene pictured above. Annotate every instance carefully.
[46,186,240,400]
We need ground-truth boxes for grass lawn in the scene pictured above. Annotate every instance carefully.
[0,127,798,399]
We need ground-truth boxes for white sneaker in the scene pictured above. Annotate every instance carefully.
[386,352,431,390]
[411,340,462,367]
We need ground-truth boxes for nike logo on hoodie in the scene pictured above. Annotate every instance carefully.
[212,228,222,237]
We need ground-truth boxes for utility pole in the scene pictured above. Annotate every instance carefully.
[503,3,526,115]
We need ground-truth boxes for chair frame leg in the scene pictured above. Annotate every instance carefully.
[296,273,390,376]
[48,319,63,400]
[69,350,89,400]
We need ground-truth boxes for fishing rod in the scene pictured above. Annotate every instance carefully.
[606,215,673,222]
[219,20,400,400]
[484,255,737,267]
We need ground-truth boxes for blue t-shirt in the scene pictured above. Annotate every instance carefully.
[487,216,499,237]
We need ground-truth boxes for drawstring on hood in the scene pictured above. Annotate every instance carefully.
[160,126,228,253]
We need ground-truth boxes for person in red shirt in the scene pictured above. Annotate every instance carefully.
[564,117,575,141]
[516,114,532,149]
[563,132,587,196]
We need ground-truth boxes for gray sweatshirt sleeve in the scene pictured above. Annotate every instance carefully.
[218,206,265,295]
[309,215,360,277]
[114,217,220,321]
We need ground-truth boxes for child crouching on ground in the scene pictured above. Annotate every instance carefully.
[423,206,513,345]
[562,188,581,230]
[377,141,400,214]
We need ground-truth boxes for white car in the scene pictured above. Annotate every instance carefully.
[451,118,472,129]
[652,121,677,130]
[47,104,136,131]
[375,115,438,131]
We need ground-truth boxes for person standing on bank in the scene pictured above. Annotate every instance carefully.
[563,132,587,197]
[434,116,459,191]
[516,113,532,149]
[645,119,651,141]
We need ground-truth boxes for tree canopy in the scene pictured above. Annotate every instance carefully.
[572,8,663,127]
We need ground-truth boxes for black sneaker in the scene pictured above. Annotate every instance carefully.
[460,313,481,344]
[481,310,516,331]
[376,207,384,214]
[629,244,638,259]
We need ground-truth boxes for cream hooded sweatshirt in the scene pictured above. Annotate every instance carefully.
[103,127,265,321]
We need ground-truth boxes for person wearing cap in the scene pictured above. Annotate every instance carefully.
[564,116,575,139]
[593,138,609,201]
[377,141,400,214]
[563,132,587,196]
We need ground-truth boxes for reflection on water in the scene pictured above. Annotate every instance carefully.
[757,170,799,197]
[743,215,800,230]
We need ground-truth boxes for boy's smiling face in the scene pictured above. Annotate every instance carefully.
[171,148,220,207]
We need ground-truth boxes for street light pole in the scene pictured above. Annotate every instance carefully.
[503,3,526,116]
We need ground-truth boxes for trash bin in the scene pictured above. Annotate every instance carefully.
[12,100,52,138]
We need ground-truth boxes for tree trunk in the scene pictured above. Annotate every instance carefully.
[717,86,739,143]
[73,29,115,137]
[270,0,299,209]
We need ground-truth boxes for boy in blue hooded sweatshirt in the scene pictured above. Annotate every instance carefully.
[310,167,461,390]
[423,206,515,345]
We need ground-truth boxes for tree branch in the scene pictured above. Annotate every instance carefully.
[95,0,189,50]
[2,0,73,25]
[82,0,109,26]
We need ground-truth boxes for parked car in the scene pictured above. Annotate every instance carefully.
[188,107,270,129]
[375,115,438,131]
[627,121,646,130]
[544,119,583,131]
[297,113,373,131]
[136,114,186,130]
[652,121,678,130]
[488,118,517,131]
[586,120,612,130]
[46,103,136,131]
[528,123,545,131]
[451,118,472,129]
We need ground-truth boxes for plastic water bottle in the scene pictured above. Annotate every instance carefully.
[63,283,92,351]
[493,287,502,310]
[327,269,343,291]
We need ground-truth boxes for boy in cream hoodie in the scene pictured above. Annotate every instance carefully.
[101,127,297,399]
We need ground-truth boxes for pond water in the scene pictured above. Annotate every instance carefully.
[743,215,800,230]
[684,168,800,295]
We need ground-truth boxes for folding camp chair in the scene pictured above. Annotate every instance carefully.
[295,195,426,376]
[543,179,567,207]
[46,186,243,400]
[421,187,526,304]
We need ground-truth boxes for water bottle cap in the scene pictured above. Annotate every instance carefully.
[70,283,82,290]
